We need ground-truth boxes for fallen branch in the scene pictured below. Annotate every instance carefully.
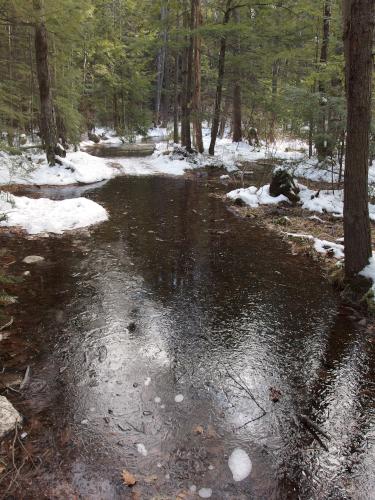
[0,317,13,331]
[298,414,331,441]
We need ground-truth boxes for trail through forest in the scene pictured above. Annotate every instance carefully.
[0,154,374,498]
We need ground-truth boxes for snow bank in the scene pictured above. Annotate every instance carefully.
[0,192,108,234]
[360,255,375,294]
[227,183,375,222]
[286,157,375,187]
[228,448,252,482]
[227,185,288,207]
[287,233,344,260]
[0,151,115,186]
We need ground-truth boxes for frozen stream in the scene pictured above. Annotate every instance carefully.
[0,173,374,499]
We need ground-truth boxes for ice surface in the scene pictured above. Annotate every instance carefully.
[198,488,212,498]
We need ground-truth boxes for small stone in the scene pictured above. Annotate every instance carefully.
[358,318,367,327]
[22,255,44,264]
[0,396,22,438]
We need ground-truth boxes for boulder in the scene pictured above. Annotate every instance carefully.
[269,169,300,204]
[88,132,100,144]
[0,396,22,438]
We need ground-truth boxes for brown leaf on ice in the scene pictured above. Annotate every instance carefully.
[122,470,137,487]
[193,425,204,435]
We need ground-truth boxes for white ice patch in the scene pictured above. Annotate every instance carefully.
[136,443,148,456]
[198,488,212,498]
[0,192,108,234]
[144,377,151,386]
[154,397,161,403]
[174,394,184,403]
[228,448,252,482]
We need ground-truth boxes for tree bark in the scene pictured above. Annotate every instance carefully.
[181,1,193,152]
[155,2,168,125]
[173,52,180,144]
[343,0,374,279]
[316,0,331,159]
[232,7,242,143]
[209,3,231,155]
[192,0,204,153]
[34,0,57,165]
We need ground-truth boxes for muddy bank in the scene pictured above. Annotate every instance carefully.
[0,175,374,499]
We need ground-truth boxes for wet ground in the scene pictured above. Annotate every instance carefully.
[0,168,374,499]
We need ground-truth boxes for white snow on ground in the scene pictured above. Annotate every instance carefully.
[0,151,115,185]
[136,443,148,456]
[287,233,345,260]
[281,156,375,186]
[0,192,108,234]
[114,151,193,177]
[360,255,375,294]
[174,394,184,403]
[227,185,288,207]
[228,448,252,482]
[227,183,375,222]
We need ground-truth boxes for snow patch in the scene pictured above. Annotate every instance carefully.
[0,192,108,234]
[174,394,184,403]
[360,255,375,294]
[136,443,148,456]
[228,448,252,482]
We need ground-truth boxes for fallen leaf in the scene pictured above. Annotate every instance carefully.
[144,474,158,483]
[122,470,137,487]
[269,386,282,402]
[193,425,204,435]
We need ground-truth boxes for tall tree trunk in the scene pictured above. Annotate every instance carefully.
[316,0,331,159]
[155,2,168,125]
[232,7,242,143]
[192,0,204,153]
[269,60,280,143]
[343,0,374,280]
[34,0,57,165]
[209,3,231,155]
[181,1,193,151]
[173,53,180,144]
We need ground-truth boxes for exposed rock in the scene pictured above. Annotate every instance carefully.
[0,396,22,438]
[23,255,45,264]
[269,169,300,204]
[88,132,100,144]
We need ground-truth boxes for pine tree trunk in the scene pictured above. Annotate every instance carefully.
[192,0,204,153]
[173,53,180,144]
[181,2,192,151]
[316,0,331,159]
[232,7,242,143]
[343,0,374,279]
[34,1,57,166]
[209,5,231,155]
[155,2,168,125]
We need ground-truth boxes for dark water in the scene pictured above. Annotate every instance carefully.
[1,175,374,499]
